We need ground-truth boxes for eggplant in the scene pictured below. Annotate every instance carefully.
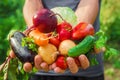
[9,31,36,63]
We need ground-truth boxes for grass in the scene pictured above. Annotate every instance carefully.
[104,63,120,80]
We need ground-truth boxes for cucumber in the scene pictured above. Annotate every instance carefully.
[68,35,95,57]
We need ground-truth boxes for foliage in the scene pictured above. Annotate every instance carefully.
[100,0,120,67]
[100,0,120,49]
[22,37,38,52]
[0,0,25,63]
[0,58,32,80]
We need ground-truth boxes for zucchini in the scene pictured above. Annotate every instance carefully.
[9,31,36,63]
[68,35,95,57]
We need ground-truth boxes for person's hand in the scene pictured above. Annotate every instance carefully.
[33,54,65,73]
[9,50,91,73]
[9,51,48,72]
[51,54,90,74]
[9,50,16,58]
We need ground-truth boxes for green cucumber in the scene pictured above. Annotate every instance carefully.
[68,35,95,57]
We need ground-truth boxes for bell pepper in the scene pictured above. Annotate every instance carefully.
[71,22,95,40]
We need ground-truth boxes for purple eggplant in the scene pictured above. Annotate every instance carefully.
[9,31,36,63]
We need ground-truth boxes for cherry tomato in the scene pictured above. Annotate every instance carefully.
[57,21,72,41]
[49,36,60,48]
[58,29,71,41]
[57,21,72,33]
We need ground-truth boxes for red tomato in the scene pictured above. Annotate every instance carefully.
[57,21,72,41]
[58,29,71,41]
[56,55,68,70]
[49,36,60,48]
[74,57,81,67]
[57,21,72,33]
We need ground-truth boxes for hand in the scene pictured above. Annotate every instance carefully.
[34,55,65,73]
[9,50,90,73]
[49,54,90,74]
[9,50,16,58]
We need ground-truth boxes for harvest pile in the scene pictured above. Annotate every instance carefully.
[10,8,104,73]
[0,7,106,75]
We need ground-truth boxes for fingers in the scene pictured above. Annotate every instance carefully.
[49,62,65,73]
[23,54,90,73]
[51,62,57,69]
[40,62,49,72]
[52,56,88,74]
[54,67,65,73]
[34,55,42,70]
[66,55,90,73]
[23,62,32,72]
[94,46,106,54]
[78,54,90,69]
[9,50,16,58]
[34,55,49,72]
[66,57,79,73]
[23,55,49,73]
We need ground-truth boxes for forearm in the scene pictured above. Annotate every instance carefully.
[23,0,43,27]
[75,0,99,24]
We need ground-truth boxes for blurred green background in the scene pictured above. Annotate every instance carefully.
[0,0,120,80]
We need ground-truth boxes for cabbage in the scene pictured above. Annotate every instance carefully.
[51,7,78,27]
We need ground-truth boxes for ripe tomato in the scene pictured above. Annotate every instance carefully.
[58,29,71,41]
[57,21,72,33]
[57,21,72,41]
[49,36,60,48]
[56,55,68,70]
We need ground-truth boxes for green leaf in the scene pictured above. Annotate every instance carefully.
[21,37,38,52]
[90,57,99,66]
[86,53,99,66]
[104,48,119,60]
[113,59,120,69]
[8,59,18,80]
[94,30,108,48]
[7,30,18,40]
[51,7,78,27]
